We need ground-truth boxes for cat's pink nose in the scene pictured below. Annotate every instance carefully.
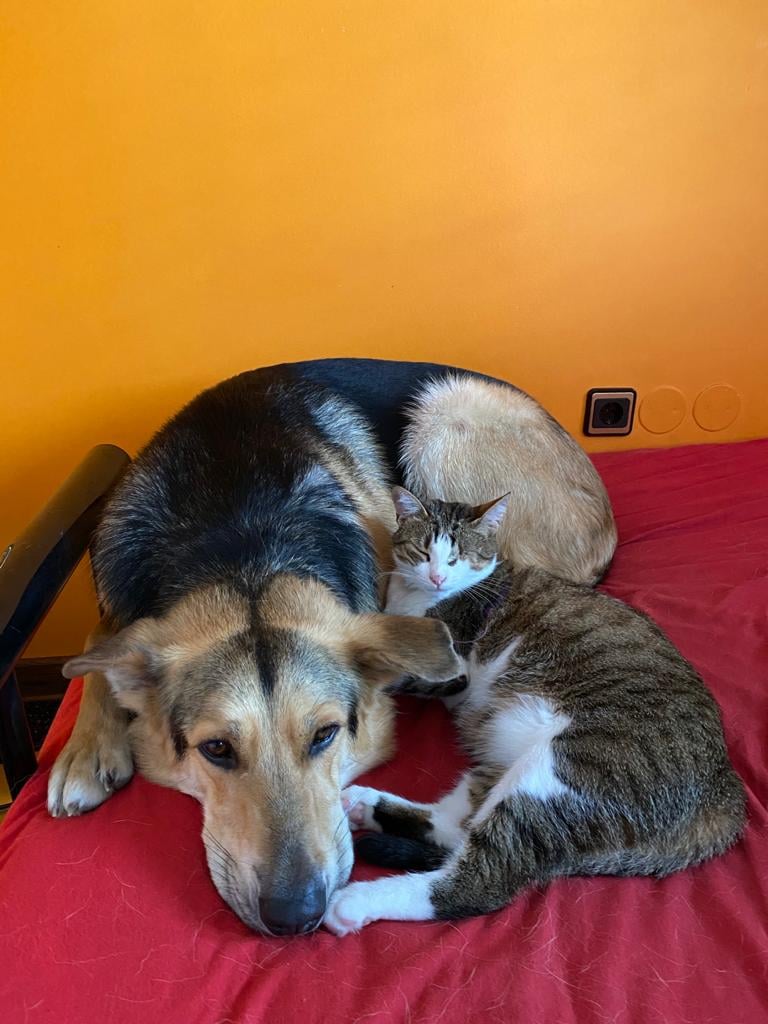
[429,572,447,588]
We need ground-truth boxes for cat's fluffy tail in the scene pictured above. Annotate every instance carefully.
[400,374,617,586]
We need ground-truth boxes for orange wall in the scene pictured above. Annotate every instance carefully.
[3,2,768,656]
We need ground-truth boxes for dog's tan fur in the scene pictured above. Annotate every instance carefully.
[55,575,458,930]
[306,390,398,595]
[314,446,396,600]
[400,375,617,585]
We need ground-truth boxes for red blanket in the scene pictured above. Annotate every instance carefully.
[2,440,767,1023]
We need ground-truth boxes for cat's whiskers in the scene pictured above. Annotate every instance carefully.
[461,580,503,605]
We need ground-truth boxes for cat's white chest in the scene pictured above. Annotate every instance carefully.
[463,638,522,708]
[460,641,571,806]
[472,696,572,820]
[384,576,434,617]
[484,696,571,769]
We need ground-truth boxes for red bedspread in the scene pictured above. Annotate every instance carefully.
[2,440,767,1023]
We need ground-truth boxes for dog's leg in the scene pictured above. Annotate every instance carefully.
[47,622,134,817]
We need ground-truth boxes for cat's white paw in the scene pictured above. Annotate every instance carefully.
[341,785,382,831]
[324,882,378,936]
[325,873,435,934]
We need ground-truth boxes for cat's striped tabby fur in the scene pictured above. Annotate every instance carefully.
[324,493,745,935]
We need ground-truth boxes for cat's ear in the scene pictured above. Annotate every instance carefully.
[392,486,428,521]
[471,493,510,535]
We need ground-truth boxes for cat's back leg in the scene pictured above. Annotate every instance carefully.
[575,767,746,879]
[325,790,575,933]
[326,760,640,932]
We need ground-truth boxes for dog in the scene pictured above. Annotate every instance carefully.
[48,365,461,935]
[47,359,615,936]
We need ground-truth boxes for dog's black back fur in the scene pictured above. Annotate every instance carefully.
[93,360,504,628]
[93,366,370,627]
[292,358,504,468]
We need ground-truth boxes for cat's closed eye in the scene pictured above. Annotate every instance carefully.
[447,557,458,566]
[401,546,429,561]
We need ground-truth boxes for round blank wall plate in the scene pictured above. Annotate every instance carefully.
[693,384,741,432]
[639,386,687,434]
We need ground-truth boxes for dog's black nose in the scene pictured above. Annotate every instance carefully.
[259,874,327,936]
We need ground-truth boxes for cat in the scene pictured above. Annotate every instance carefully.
[399,374,617,585]
[323,491,746,935]
[382,486,508,617]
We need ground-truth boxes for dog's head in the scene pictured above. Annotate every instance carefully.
[63,576,459,935]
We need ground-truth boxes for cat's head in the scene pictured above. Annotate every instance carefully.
[390,488,510,599]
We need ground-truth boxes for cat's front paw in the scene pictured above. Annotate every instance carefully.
[341,785,382,831]
[324,883,377,936]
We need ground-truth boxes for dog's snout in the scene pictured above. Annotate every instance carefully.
[259,872,327,935]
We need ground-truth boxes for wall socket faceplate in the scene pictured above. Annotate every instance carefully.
[583,388,637,436]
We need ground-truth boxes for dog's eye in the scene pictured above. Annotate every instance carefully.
[199,738,236,768]
[309,724,339,756]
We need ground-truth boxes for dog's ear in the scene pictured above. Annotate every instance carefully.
[392,486,428,522]
[62,619,164,712]
[349,614,461,684]
[470,493,510,535]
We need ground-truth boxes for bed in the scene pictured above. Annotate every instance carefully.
[1,364,766,1023]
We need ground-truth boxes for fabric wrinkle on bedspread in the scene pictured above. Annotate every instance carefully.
[1,439,767,1023]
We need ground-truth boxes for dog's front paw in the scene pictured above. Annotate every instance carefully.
[47,728,133,818]
[324,883,377,936]
[341,785,382,831]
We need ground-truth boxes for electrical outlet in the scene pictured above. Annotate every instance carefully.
[583,388,637,437]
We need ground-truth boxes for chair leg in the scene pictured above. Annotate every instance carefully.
[0,671,37,799]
